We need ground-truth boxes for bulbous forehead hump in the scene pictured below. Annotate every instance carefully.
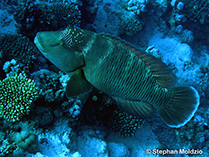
[60,28,85,48]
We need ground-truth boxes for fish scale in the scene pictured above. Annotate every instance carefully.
[84,36,171,108]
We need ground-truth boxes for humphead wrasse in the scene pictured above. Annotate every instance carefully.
[34,27,200,128]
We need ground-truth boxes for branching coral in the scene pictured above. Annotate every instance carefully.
[0,75,39,122]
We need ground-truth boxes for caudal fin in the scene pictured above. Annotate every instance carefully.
[157,86,200,128]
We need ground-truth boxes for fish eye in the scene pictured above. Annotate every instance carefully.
[60,40,65,45]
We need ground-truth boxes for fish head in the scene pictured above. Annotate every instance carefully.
[34,28,91,72]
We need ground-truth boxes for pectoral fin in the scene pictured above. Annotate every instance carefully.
[112,97,155,118]
[66,69,92,97]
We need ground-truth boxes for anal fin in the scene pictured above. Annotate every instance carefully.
[112,97,155,119]
[66,69,92,97]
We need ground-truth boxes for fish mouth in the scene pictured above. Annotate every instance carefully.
[34,36,46,54]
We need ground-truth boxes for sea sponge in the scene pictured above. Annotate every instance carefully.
[0,75,39,122]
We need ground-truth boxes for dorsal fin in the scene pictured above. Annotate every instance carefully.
[132,49,177,88]
[99,34,177,88]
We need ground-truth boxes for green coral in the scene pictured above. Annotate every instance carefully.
[0,75,39,122]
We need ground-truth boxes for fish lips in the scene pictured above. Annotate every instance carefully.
[34,33,47,55]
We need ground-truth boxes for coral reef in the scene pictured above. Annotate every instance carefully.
[31,69,65,103]
[108,142,130,157]
[0,34,37,74]
[199,62,209,99]
[0,139,16,156]
[150,108,209,156]
[0,8,16,35]
[177,0,209,24]
[31,106,54,127]
[106,123,161,156]
[92,0,145,36]
[0,121,38,156]
[149,35,201,85]
[83,92,144,137]
[0,75,39,122]
[174,114,209,152]
[3,59,26,77]
[77,128,108,156]
[170,0,209,43]
[126,0,147,15]
[37,118,75,157]
[119,17,143,36]
[14,0,81,37]
[68,101,82,119]
[8,121,38,155]
[107,109,144,137]
[0,139,17,156]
